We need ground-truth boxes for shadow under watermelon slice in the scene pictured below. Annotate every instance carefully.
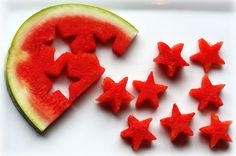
[5,4,138,133]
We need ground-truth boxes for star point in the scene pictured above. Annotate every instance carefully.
[189,75,225,111]
[160,104,195,141]
[96,77,134,113]
[154,42,189,77]
[133,72,168,109]
[199,112,232,148]
[121,115,156,150]
[190,38,225,73]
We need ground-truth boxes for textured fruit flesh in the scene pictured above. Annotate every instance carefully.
[23,16,134,56]
[17,52,104,122]
[16,15,135,124]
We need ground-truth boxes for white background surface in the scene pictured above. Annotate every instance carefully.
[0,0,235,156]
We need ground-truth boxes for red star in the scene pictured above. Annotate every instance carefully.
[160,104,195,141]
[120,115,156,150]
[153,42,189,77]
[96,77,134,113]
[190,38,225,72]
[133,72,168,109]
[189,75,225,111]
[199,112,232,148]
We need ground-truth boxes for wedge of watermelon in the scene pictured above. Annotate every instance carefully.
[5,4,138,133]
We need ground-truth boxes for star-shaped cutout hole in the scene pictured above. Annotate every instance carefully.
[199,112,232,148]
[51,36,71,60]
[160,104,195,141]
[46,52,104,102]
[48,72,75,99]
[47,36,73,99]
[120,115,156,150]
[96,77,134,114]
[190,38,225,72]
[153,42,189,77]
[189,75,225,111]
[46,34,105,102]
[133,72,168,110]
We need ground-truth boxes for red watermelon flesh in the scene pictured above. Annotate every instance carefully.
[23,17,135,56]
[17,52,105,122]
[16,17,113,124]
[6,4,138,132]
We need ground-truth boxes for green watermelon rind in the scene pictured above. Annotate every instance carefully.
[10,3,138,51]
[6,4,138,133]
[5,76,43,133]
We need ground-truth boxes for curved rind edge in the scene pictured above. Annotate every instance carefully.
[5,3,138,133]
[5,69,43,134]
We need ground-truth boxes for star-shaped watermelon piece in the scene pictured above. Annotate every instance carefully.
[133,72,168,109]
[189,75,225,111]
[190,38,225,72]
[153,42,189,77]
[199,112,232,148]
[120,115,157,150]
[96,77,134,113]
[160,104,195,141]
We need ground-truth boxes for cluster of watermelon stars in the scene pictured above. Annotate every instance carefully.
[96,38,232,151]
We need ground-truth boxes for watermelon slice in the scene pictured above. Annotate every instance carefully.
[5,4,138,133]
